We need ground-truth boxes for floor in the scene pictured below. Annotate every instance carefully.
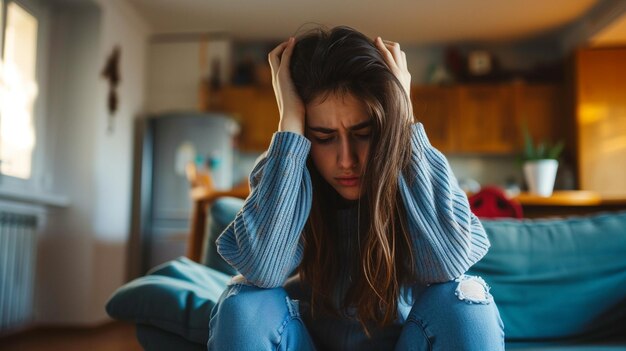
[0,322,142,351]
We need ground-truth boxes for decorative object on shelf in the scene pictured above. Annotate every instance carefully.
[427,62,454,84]
[444,46,464,81]
[464,49,501,82]
[101,45,121,133]
[204,58,223,110]
[520,124,564,197]
[467,50,492,76]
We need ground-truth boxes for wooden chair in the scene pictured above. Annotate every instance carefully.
[185,163,249,262]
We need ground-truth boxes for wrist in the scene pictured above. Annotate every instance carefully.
[278,118,304,135]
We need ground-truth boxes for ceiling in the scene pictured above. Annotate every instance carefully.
[591,13,626,46]
[126,0,603,44]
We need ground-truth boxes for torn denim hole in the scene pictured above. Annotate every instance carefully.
[454,275,491,305]
[285,297,300,318]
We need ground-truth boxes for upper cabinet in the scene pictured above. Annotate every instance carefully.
[201,82,565,154]
[412,83,565,154]
[512,83,564,150]
[457,85,517,153]
[411,86,459,153]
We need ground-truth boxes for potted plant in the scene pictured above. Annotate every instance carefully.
[521,126,564,197]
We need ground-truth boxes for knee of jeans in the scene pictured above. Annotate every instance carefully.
[407,274,501,328]
[217,283,300,323]
[417,274,493,306]
[454,275,492,304]
[406,275,504,349]
[210,283,307,350]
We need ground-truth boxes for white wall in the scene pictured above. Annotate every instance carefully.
[37,0,149,325]
[146,41,201,113]
[90,0,149,322]
[145,35,234,114]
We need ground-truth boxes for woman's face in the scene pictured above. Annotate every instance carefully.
[305,92,372,200]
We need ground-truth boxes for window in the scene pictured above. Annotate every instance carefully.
[0,1,39,180]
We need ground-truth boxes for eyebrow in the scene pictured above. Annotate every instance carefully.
[307,120,373,134]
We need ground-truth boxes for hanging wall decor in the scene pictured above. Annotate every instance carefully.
[101,45,121,133]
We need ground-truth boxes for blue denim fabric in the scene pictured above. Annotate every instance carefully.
[208,281,317,351]
[208,275,504,350]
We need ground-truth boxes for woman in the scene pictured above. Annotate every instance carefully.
[208,26,504,350]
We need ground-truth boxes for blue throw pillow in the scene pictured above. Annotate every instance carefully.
[106,257,230,344]
[203,196,244,275]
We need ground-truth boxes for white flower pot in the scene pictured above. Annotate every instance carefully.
[523,159,558,197]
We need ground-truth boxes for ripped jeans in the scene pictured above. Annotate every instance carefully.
[207,275,504,351]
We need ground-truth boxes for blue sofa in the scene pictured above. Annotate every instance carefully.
[106,197,626,350]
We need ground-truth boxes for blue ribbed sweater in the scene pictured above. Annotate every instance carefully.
[216,123,490,289]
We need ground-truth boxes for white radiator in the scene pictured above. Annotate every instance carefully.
[0,212,37,333]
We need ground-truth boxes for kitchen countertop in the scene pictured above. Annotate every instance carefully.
[513,191,626,206]
[509,190,626,218]
[514,191,598,206]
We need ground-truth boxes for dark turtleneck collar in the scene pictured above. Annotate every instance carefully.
[330,187,363,210]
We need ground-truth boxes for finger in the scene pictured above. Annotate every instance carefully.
[280,37,296,70]
[382,40,402,66]
[401,51,407,70]
[268,41,289,75]
[375,36,398,70]
[268,41,289,74]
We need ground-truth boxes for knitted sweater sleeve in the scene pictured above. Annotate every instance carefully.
[216,132,312,288]
[399,122,490,283]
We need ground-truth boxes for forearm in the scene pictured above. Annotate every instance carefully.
[217,131,312,288]
[400,123,490,283]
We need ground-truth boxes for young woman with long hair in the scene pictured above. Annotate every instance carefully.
[208,26,504,350]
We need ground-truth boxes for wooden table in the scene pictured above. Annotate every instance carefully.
[512,191,626,218]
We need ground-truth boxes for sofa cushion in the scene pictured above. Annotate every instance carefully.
[469,211,626,342]
[202,196,243,275]
[106,257,230,344]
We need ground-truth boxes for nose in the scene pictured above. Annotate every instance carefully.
[337,137,357,170]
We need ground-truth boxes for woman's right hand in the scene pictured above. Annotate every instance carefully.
[268,37,305,135]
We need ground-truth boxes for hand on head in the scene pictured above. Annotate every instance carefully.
[374,37,412,102]
[268,37,305,135]
[268,32,414,136]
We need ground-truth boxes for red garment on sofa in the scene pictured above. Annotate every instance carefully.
[469,186,523,219]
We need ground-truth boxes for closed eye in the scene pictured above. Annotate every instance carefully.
[314,136,334,144]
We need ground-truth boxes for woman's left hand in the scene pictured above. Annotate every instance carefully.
[375,36,411,103]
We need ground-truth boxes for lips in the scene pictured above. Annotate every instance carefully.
[335,176,360,187]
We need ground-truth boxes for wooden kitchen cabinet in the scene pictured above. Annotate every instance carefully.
[201,82,564,154]
[413,83,564,154]
[411,86,459,152]
[512,83,564,149]
[457,85,517,153]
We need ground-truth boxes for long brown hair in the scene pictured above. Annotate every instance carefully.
[290,26,418,334]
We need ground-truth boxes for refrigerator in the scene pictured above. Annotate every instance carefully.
[129,112,239,275]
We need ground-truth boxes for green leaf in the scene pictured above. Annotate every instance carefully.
[519,120,565,161]
[536,142,546,159]
[548,140,564,159]
[522,123,534,160]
